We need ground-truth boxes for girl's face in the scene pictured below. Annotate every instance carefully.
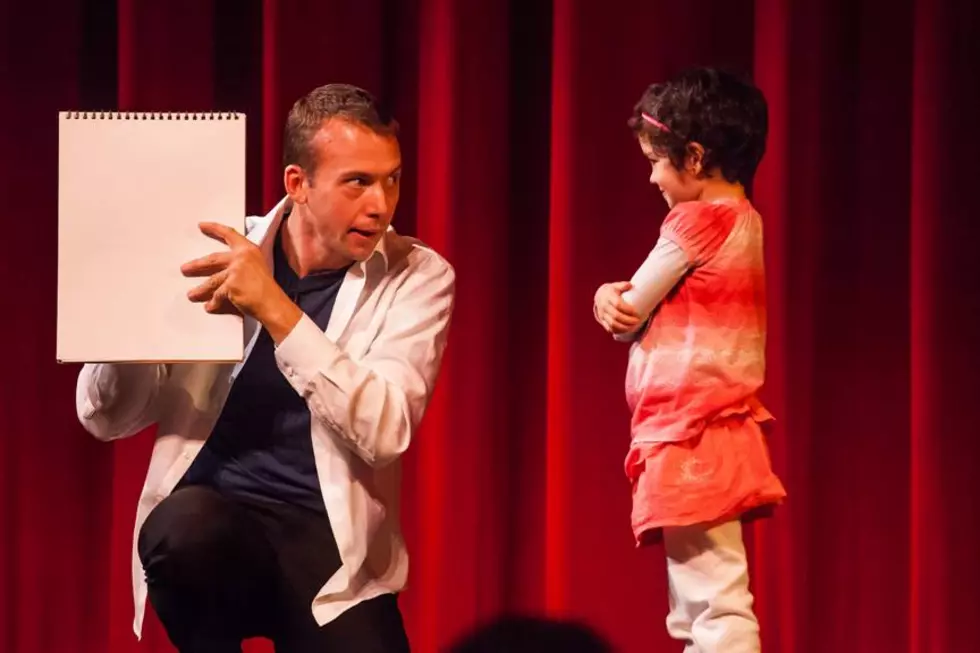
[639,136,703,209]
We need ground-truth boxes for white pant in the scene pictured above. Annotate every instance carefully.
[663,520,760,653]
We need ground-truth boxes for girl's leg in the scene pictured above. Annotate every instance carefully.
[665,569,699,653]
[663,520,760,653]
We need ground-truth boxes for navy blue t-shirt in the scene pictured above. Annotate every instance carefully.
[177,221,349,513]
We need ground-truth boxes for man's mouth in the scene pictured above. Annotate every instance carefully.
[349,227,378,238]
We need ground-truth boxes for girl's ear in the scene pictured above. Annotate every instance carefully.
[685,142,705,177]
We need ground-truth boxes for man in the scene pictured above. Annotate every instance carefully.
[75,84,455,652]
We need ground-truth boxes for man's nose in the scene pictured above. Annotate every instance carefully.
[366,183,388,217]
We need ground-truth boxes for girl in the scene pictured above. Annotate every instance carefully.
[592,68,786,653]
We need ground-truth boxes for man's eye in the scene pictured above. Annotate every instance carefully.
[348,176,370,186]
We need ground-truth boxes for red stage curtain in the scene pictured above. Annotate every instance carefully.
[1,1,977,651]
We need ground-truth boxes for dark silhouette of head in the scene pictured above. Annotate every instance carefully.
[446,615,614,653]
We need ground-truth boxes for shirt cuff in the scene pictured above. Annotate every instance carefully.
[613,329,641,343]
[273,313,345,396]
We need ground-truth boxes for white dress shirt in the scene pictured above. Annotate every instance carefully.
[75,197,456,638]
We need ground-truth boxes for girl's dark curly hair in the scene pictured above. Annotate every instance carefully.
[628,68,768,187]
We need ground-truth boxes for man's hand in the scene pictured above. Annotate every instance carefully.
[593,281,644,336]
[181,222,303,343]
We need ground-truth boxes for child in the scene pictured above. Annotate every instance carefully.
[592,68,786,653]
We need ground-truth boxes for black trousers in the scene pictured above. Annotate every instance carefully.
[137,486,410,653]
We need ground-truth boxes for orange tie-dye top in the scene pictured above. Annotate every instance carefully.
[625,198,772,444]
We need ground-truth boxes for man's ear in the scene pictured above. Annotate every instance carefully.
[684,142,705,177]
[284,164,309,203]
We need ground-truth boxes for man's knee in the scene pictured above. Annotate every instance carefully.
[137,486,240,575]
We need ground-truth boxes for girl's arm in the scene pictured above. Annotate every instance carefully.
[621,236,690,319]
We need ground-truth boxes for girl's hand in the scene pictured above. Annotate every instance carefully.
[593,281,644,335]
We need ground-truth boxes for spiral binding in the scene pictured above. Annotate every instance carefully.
[61,111,242,120]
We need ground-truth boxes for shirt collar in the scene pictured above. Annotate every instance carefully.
[369,226,390,272]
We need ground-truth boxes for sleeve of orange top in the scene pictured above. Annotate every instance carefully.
[659,201,738,266]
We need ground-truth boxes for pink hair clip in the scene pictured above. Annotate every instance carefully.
[641,112,673,134]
